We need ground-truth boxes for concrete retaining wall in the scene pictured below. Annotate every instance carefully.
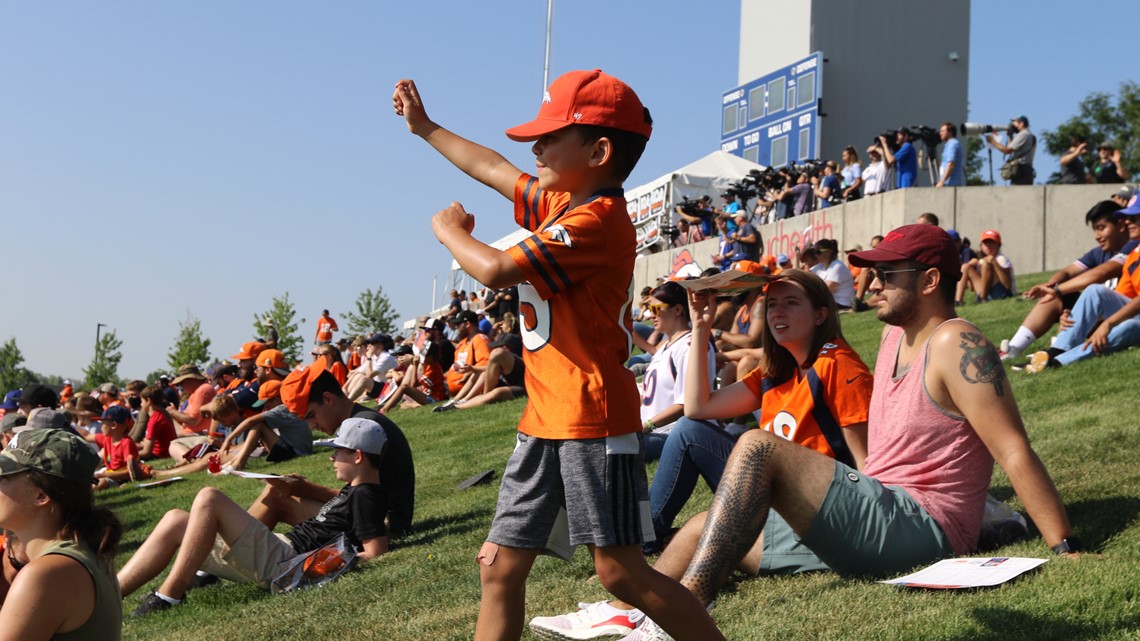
[635,184,1117,295]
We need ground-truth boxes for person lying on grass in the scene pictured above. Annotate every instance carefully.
[118,417,391,616]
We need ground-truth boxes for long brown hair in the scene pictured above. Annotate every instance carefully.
[26,471,122,564]
[758,269,844,382]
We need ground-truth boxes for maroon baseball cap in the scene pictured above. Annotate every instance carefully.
[849,224,961,282]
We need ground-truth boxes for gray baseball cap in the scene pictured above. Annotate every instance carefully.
[313,417,388,455]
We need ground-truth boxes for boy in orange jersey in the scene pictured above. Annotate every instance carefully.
[394,71,724,641]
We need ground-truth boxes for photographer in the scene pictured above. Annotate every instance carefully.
[774,172,814,217]
[986,115,1035,185]
[936,122,966,187]
[1092,143,1130,184]
[674,195,716,237]
[813,161,842,208]
[862,145,888,195]
[1059,135,1089,184]
[672,218,704,247]
[879,128,918,188]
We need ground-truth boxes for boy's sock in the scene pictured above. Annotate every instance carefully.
[154,591,182,605]
[1006,326,1037,357]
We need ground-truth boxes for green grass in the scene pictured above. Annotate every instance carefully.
[117,272,1140,640]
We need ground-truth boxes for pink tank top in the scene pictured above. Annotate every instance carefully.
[863,322,994,555]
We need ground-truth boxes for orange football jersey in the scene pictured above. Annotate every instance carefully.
[504,173,640,440]
[742,337,871,465]
[1116,246,1140,298]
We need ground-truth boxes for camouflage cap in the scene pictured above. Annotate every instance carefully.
[0,429,100,483]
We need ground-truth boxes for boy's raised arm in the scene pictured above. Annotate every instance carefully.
[394,79,523,202]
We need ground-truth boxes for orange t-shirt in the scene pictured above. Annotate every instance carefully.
[329,361,349,387]
[446,333,491,394]
[347,352,362,370]
[503,173,640,440]
[742,338,872,463]
[419,362,447,401]
[315,315,339,342]
[1115,246,1140,298]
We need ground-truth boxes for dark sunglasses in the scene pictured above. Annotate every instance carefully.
[871,266,920,285]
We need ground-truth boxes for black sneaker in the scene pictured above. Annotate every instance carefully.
[188,572,220,591]
[131,591,181,617]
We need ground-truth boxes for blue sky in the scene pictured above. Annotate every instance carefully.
[1,0,1134,381]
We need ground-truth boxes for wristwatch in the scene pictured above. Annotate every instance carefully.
[1051,536,1083,554]
[713,329,724,339]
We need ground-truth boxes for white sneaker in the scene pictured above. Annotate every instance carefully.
[617,617,673,641]
[529,601,641,640]
[999,339,1012,360]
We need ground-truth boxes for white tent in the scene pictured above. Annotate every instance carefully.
[624,150,766,252]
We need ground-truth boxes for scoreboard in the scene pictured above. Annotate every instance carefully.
[720,52,823,168]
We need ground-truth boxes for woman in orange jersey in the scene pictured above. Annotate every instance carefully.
[314,344,349,387]
[646,268,871,548]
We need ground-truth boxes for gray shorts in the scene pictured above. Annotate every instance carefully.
[760,463,953,578]
[487,432,654,559]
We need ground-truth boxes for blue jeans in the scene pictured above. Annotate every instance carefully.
[647,417,738,550]
[1053,285,1140,366]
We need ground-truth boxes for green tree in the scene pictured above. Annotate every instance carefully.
[167,313,212,372]
[253,293,304,365]
[1042,81,1140,183]
[965,134,991,186]
[0,338,32,393]
[83,329,123,388]
[343,285,399,337]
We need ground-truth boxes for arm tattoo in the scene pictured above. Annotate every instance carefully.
[958,331,1005,397]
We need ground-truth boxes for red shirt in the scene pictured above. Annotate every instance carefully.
[95,434,139,471]
[145,412,176,459]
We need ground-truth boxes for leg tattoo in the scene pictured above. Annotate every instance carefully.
[681,438,776,604]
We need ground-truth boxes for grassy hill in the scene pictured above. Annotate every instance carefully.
[117,272,1140,641]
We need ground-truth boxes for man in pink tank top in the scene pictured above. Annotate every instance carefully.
[605,224,1081,641]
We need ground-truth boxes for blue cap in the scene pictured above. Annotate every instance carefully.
[1114,194,1140,218]
[101,405,132,423]
[946,229,961,241]
[776,253,790,264]
[0,390,20,411]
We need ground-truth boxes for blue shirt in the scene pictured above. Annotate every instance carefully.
[819,174,841,207]
[895,142,917,188]
[940,138,966,186]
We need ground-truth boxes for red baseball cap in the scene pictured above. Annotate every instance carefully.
[505,69,652,142]
[232,341,266,361]
[980,229,1002,244]
[849,224,961,282]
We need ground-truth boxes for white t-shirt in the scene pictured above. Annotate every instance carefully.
[994,253,1017,294]
[639,332,715,424]
[812,259,856,308]
[370,351,397,382]
[863,161,887,195]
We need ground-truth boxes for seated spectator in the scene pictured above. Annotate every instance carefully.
[69,394,105,437]
[917,212,939,226]
[531,269,871,634]
[215,380,313,471]
[810,238,856,310]
[852,235,884,305]
[444,311,491,399]
[282,365,416,536]
[0,429,123,637]
[947,229,977,264]
[343,334,397,402]
[957,230,1016,304]
[1024,199,1140,372]
[157,395,242,477]
[635,282,716,462]
[139,385,176,460]
[437,332,527,412]
[97,383,122,410]
[541,225,1078,640]
[120,417,391,616]
[167,365,217,435]
[379,341,448,413]
[708,216,734,271]
[90,406,147,489]
[1000,201,1136,360]
[710,277,764,388]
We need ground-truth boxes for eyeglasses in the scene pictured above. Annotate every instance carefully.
[871,267,920,285]
[647,302,674,314]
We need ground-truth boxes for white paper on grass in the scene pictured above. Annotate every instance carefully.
[880,557,1048,589]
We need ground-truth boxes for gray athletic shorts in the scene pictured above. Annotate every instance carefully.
[760,462,954,577]
[487,431,654,559]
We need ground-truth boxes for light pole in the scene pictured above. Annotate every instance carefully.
[95,323,106,365]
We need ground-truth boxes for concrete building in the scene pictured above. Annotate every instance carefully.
[737,0,970,181]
